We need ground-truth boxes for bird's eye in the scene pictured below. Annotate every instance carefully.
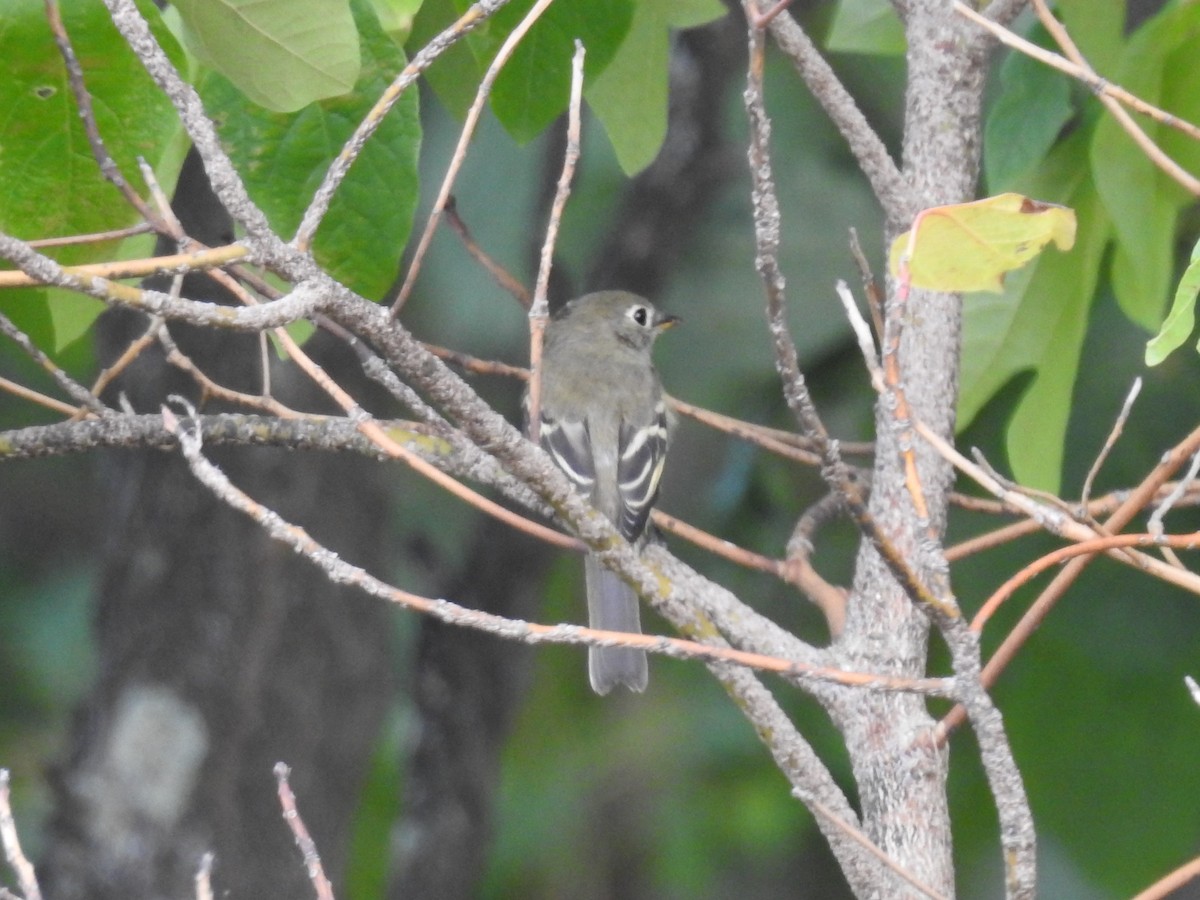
[631,306,649,327]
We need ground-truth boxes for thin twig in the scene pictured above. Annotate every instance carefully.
[0,375,81,417]
[294,0,514,250]
[653,509,787,580]
[390,0,559,315]
[743,21,956,621]
[161,398,953,694]
[527,40,584,444]
[935,420,1200,740]
[751,0,910,224]
[955,1,1200,195]
[1130,853,1200,900]
[1029,0,1200,144]
[194,852,214,900]
[1080,377,1141,507]
[274,764,334,900]
[0,769,42,900]
[848,227,885,345]
[443,198,532,307]
[88,315,165,406]
[974,529,1200,632]
[1148,448,1200,538]
[45,0,157,223]
[917,419,1200,597]
[27,222,154,249]
[804,795,951,900]
[268,312,582,550]
[0,243,251,288]
[104,0,285,250]
[0,308,109,416]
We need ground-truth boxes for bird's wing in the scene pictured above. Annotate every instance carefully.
[539,413,597,495]
[616,400,669,541]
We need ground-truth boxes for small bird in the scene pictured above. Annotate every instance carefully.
[533,291,678,694]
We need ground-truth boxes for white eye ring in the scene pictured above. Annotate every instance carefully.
[629,305,650,327]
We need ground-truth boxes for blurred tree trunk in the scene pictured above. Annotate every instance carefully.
[38,151,396,898]
[388,16,745,898]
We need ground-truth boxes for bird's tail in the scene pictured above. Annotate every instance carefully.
[584,556,649,694]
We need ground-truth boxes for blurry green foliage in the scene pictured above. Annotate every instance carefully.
[197,0,422,301]
[3,1,1200,898]
[0,0,185,353]
[174,0,362,112]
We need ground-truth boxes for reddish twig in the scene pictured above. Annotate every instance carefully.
[443,198,532,307]
[1130,854,1200,900]
[163,400,953,695]
[274,764,334,900]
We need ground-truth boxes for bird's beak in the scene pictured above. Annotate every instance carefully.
[656,314,681,331]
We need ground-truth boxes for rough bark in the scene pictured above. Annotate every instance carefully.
[829,4,990,896]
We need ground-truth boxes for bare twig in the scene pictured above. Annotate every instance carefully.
[45,0,156,223]
[0,308,109,416]
[0,243,251,288]
[1080,377,1141,507]
[268,311,582,550]
[0,230,320,330]
[0,769,42,900]
[1148,448,1200,538]
[847,227,885,345]
[935,420,1200,740]
[804,796,950,900]
[194,852,214,900]
[955,1,1200,195]
[527,40,584,444]
[27,222,154,249]
[0,375,81,416]
[750,0,910,224]
[1130,853,1200,900]
[161,397,950,694]
[917,420,1200,597]
[104,0,291,259]
[274,764,334,900]
[974,529,1200,632]
[743,21,956,622]
[390,0,559,315]
[88,315,165,405]
[294,0,514,250]
[443,198,532,307]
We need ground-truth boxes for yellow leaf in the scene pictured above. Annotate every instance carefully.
[889,193,1077,293]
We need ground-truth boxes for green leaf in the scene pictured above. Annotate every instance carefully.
[1089,3,1200,331]
[984,38,1074,191]
[174,0,361,113]
[0,0,185,353]
[368,0,425,44]
[199,0,421,301]
[1157,23,1200,193]
[485,0,634,144]
[825,0,905,55]
[586,0,724,175]
[958,133,1108,493]
[1055,0,1123,67]
[1145,237,1200,366]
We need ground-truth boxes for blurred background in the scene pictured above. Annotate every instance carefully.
[3,3,1200,898]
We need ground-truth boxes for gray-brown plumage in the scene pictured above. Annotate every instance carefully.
[533,291,677,694]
